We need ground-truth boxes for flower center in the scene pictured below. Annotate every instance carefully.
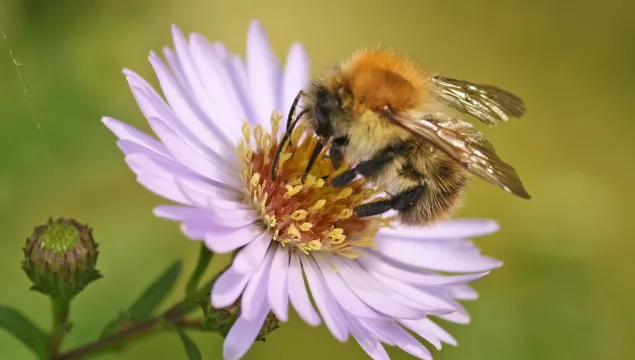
[237,112,392,258]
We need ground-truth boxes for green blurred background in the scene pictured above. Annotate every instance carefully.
[1,0,634,359]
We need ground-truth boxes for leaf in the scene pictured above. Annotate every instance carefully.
[128,261,182,321]
[99,261,182,338]
[176,327,202,360]
[185,244,213,295]
[0,306,49,359]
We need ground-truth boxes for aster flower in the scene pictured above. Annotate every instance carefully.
[103,20,503,360]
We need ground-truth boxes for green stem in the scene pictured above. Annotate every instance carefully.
[49,297,71,356]
[52,279,216,360]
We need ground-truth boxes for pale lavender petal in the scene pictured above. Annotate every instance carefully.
[313,255,386,320]
[223,300,271,360]
[359,250,489,286]
[345,315,390,360]
[145,117,241,189]
[399,319,443,350]
[441,284,479,300]
[145,53,234,156]
[124,67,232,162]
[368,272,456,314]
[302,256,349,342]
[232,231,272,274]
[268,246,290,321]
[208,207,257,228]
[135,174,192,206]
[189,33,248,127]
[227,55,258,125]
[102,117,172,158]
[380,219,499,240]
[287,253,320,326]
[380,322,432,360]
[153,205,200,221]
[436,298,470,324]
[281,43,310,123]
[247,20,282,126]
[241,247,275,319]
[171,26,240,142]
[211,268,251,308]
[328,256,430,319]
[162,47,190,95]
[123,152,238,206]
[418,318,458,346]
[203,225,262,253]
[374,235,503,272]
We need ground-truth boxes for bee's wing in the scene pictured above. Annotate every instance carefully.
[431,76,526,125]
[389,112,531,199]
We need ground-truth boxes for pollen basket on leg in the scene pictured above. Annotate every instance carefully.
[237,112,393,258]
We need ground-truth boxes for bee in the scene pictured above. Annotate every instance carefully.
[272,49,530,226]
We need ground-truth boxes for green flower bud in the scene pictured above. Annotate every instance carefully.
[199,299,279,342]
[22,218,102,299]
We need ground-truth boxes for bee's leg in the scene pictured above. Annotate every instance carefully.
[330,149,394,188]
[354,185,426,218]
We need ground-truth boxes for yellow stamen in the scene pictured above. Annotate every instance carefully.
[309,199,326,211]
[291,210,308,221]
[299,222,313,231]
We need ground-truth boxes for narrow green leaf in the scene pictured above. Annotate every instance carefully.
[128,261,182,321]
[99,261,182,339]
[185,244,213,295]
[0,306,48,359]
[176,327,202,360]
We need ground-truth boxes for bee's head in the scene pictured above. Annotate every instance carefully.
[313,86,340,142]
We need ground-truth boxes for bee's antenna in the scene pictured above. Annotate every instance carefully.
[302,141,324,181]
[271,91,307,181]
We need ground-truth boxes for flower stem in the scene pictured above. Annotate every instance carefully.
[50,297,71,356]
[51,278,216,360]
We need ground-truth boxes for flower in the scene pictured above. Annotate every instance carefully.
[103,20,503,360]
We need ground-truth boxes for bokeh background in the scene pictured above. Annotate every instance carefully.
[1,0,634,359]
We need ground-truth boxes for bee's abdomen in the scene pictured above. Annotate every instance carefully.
[397,154,470,226]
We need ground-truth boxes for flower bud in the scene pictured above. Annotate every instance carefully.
[22,218,101,299]
[200,299,279,341]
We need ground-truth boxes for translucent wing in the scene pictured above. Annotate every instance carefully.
[389,111,531,199]
[431,76,526,125]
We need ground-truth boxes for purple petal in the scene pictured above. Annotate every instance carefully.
[203,224,262,253]
[368,272,456,314]
[435,298,470,324]
[302,256,349,342]
[189,33,248,129]
[287,252,320,326]
[211,268,251,308]
[102,117,172,159]
[241,247,275,320]
[379,322,432,360]
[247,20,282,126]
[281,43,310,125]
[374,235,503,273]
[380,219,499,240]
[313,255,386,320]
[359,250,489,286]
[144,117,241,189]
[399,319,443,350]
[162,47,190,95]
[268,246,290,321]
[345,315,390,360]
[328,256,430,319]
[223,300,271,360]
[153,205,201,221]
[124,67,231,162]
[171,26,241,143]
[232,231,272,274]
[145,53,234,156]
